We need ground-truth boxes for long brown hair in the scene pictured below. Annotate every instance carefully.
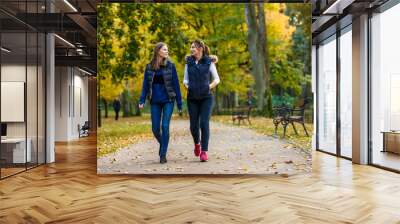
[150,42,167,70]
[191,39,210,57]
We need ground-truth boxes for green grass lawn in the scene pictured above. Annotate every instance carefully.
[97,115,153,157]
[97,114,186,157]
[212,115,313,151]
[98,114,313,157]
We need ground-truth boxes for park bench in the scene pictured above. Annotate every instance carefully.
[232,105,252,125]
[272,99,309,138]
[272,105,291,137]
[288,101,309,137]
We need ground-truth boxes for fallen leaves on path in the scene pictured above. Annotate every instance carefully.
[98,117,311,175]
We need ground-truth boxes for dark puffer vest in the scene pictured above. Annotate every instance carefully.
[186,55,212,100]
[145,60,176,101]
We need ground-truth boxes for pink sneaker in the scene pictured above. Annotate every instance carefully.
[200,151,208,162]
[194,143,201,157]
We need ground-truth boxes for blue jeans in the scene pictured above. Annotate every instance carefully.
[187,97,213,151]
[151,102,174,157]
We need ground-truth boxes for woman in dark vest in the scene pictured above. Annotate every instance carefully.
[183,40,220,162]
[139,42,182,164]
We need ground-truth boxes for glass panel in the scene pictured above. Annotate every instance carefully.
[1,28,27,177]
[38,32,45,165]
[340,28,352,158]
[27,30,38,169]
[318,36,337,154]
[26,0,39,169]
[371,4,400,171]
[0,1,46,178]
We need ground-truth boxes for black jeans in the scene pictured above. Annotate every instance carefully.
[187,97,213,151]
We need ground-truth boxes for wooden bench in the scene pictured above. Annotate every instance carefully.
[232,106,252,125]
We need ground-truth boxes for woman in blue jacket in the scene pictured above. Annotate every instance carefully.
[139,42,182,164]
[183,40,220,162]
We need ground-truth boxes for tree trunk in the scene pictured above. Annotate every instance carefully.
[121,80,133,117]
[234,91,239,107]
[209,9,221,115]
[122,90,132,117]
[103,99,108,118]
[245,3,268,111]
[134,100,141,116]
[257,3,271,115]
[302,42,311,101]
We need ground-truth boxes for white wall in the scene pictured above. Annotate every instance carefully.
[1,64,26,81]
[55,66,70,141]
[55,67,89,141]
[72,72,89,138]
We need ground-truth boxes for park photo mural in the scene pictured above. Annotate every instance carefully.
[97,3,313,175]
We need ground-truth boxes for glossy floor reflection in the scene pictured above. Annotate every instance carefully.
[0,135,399,223]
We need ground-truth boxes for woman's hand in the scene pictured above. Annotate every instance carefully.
[139,103,144,109]
[209,83,217,89]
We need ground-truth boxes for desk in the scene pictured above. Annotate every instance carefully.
[382,131,400,155]
[1,138,31,163]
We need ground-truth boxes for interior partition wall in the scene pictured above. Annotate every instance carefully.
[315,23,353,159]
[370,2,400,172]
[0,1,46,179]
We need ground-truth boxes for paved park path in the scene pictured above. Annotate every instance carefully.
[97,120,311,175]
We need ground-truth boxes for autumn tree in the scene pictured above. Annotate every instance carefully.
[245,3,268,112]
[97,3,311,118]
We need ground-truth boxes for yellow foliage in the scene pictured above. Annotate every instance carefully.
[265,4,296,61]
[100,73,124,102]
[98,3,302,107]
